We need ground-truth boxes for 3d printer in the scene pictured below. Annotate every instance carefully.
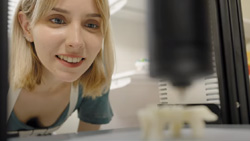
[148,0,250,124]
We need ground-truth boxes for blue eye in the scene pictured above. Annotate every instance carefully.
[50,18,65,24]
[85,24,99,29]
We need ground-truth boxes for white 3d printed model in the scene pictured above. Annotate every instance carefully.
[137,105,218,140]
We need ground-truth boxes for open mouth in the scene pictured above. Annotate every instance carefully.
[56,55,84,64]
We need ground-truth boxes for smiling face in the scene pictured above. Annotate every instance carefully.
[29,0,103,82]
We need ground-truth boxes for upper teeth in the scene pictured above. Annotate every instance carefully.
[57,55,82,63]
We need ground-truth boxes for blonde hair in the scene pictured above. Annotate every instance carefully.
[9,0,114,98]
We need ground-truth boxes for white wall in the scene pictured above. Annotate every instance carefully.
[110,7,147,73]
[242,0,250,20]
[242,0,250,49]
[247,43,250,51]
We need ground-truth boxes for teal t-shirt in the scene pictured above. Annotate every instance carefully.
[7,85,113,131]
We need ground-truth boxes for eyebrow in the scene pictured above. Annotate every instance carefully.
[86,13,102,18]
[52,8,69,14]
[52,7,101,18]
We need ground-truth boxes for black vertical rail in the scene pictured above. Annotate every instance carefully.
[211,0,232,124]
[0,0,8,140]
[228,0,250,123]
[237,0,250,124]
[216,0,240,124]
[215,0,250,124]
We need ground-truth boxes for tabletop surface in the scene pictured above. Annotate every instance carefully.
[8,125,250,141]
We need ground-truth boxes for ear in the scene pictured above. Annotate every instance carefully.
[18,11,34,42]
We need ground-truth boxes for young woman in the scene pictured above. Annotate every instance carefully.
[7,0,114,137]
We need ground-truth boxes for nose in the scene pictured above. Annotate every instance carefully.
[66,24,84,49]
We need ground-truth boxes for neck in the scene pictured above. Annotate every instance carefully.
[32,69,71,95]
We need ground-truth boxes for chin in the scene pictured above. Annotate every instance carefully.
[57,74,82,83]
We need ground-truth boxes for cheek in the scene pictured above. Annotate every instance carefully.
[88,35,103,56]
[33,27,63,45]
[32,26,64,54]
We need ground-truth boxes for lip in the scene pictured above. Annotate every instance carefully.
[57,54,85,58]
[56,54,85,68]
